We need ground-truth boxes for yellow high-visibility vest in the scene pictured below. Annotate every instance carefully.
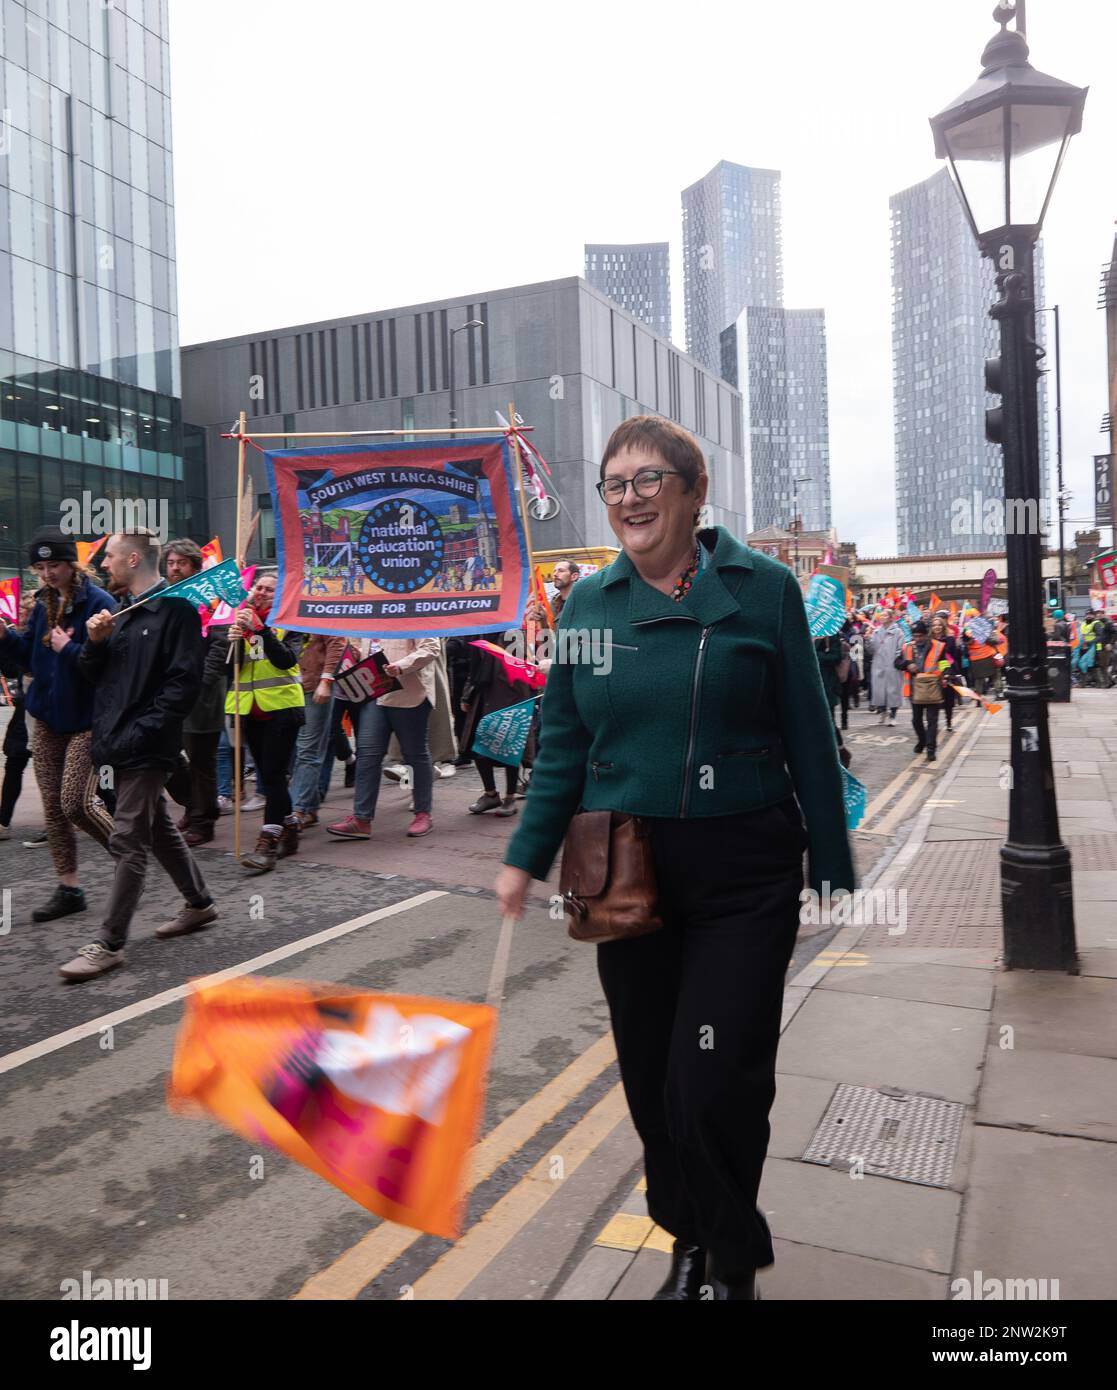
[225,628,305,715]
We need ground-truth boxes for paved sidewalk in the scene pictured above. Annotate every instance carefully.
[555,690,1117,1301]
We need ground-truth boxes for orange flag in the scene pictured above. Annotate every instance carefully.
[929,592,943,613]
[169,975,496,1239]
[0,576,19,624]
[201,537,223,569]
[75,535,108,567]
[532,566,555,627]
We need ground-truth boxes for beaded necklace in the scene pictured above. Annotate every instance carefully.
[671,540,703,602]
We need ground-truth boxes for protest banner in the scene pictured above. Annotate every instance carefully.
[474,697,539,766]
[1096,548,1117,591]
[468,639,548,691]
[264,436,530,640]
[168,974,496,1240]
[980,568,998,612]
[966,615,995,646]
[805,573,847,638]
[333,651,402,705]
[841,765,867,830]
[0,576,19,624]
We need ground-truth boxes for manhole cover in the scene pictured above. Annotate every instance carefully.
[802,1084,965,1187]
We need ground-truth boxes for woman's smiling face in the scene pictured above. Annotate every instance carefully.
[602,444,707,563]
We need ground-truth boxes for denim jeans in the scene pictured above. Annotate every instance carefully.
[290,690,335,813]
[353,699,432,820]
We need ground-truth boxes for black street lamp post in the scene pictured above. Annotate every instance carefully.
[930,1,1087,971]
[448,318,484,436]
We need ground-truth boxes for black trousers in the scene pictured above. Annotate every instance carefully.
[596,801,806,1274]
[912,703,940,754]
[0,706,30,826]
[243,719,301,825]
[165,731,221,832]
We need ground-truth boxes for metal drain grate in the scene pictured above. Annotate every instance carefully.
[802,1084,966,1187]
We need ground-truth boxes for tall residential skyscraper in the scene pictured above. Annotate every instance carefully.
[584,243,671,341]
[682,161,782,373]
[891,168,1048,556]
[0,0,201,578]
[721,306,832,533]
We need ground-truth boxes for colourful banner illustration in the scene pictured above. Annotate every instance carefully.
[474,697,538,766]
[161,558,250,610]
[265,438,529,639]
[805,573,847,638]
[168,975,496,1240]
[0,576,19,624]
[1096,548,1117,590]
[841,765,867,830]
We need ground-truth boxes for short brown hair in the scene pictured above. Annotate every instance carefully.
[600,416,707,493]
[164,538,204,572]
[113,528,162,572]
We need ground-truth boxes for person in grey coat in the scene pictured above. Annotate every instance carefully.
[868,611,905,725]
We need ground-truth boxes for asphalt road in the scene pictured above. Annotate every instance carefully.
[0,701,960,1300]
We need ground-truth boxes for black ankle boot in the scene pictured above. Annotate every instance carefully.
[651,1241,707,1300]
[705,1252,760,1300]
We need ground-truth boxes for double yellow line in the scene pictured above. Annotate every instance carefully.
[294,1032,622,1300]
[857,710,973,836]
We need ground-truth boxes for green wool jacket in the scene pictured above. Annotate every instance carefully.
[503,526,856,896]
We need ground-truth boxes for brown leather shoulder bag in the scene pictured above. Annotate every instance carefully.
[559,810,663,944]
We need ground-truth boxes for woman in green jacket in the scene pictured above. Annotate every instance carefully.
[495,416,854,1301]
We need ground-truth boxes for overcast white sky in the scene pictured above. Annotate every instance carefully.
[168,0,1116,557]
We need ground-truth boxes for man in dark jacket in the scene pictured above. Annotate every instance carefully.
[162,539,229,845]
[59,530,218,981]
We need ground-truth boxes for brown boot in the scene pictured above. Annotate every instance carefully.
[276,815,301,860]
[241,827,279,874]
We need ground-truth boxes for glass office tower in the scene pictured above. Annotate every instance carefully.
[0,0,204,578]
[584,243,671,342]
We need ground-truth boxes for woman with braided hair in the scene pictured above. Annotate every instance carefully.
[0,528,117,921]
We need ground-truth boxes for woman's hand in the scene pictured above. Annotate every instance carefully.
[384,663,401,677]
[312,679,332,705]
[495,865,532,922]
[49,626,74,653]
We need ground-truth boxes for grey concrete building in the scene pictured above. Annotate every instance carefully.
[0,0,201,578]
[584,243,671,341]
[891,168,1048,556]
[721,306,832,534]
[181,277,746,562]
[682,161,783,373]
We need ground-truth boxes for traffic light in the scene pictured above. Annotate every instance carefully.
[1045,578,1061,607]
[985,357,1004,446]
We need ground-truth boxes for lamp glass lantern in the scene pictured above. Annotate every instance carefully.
[929,10,1087,246]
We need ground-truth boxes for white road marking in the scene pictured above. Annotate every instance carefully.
[0,890,447,1077]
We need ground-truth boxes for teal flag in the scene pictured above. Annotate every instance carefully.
[474,698,537,767]
[160,558,249,609]
[841,765,867,830]
[804,574,846,638]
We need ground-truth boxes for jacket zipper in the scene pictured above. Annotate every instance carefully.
[678,626,712,817]
[591,761,614,782]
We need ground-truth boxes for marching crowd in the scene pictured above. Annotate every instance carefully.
[0,526,583,982]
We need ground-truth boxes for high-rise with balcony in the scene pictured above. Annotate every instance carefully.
[682,161,782,374]
[891,167,1048,556]
[0,0,203,578]
[584,243,670,341]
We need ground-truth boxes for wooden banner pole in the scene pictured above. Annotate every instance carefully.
[219,426,529,441]
[232,410,247,860]
[506,401,537,568]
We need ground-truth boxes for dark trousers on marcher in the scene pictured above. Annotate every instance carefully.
[596,802,806,1274]
[100,767,211,950]
[242,719,300,826]
[1,706,30,826]
[165,731,221,833]
[912,702,940,754]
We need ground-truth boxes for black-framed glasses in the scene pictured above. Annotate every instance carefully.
[596,470,685,505]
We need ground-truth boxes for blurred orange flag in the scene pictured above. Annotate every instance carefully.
[75,535,107,567]
[929,592,943,613]
[201,537,223,568]
[168,975,496,1239]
